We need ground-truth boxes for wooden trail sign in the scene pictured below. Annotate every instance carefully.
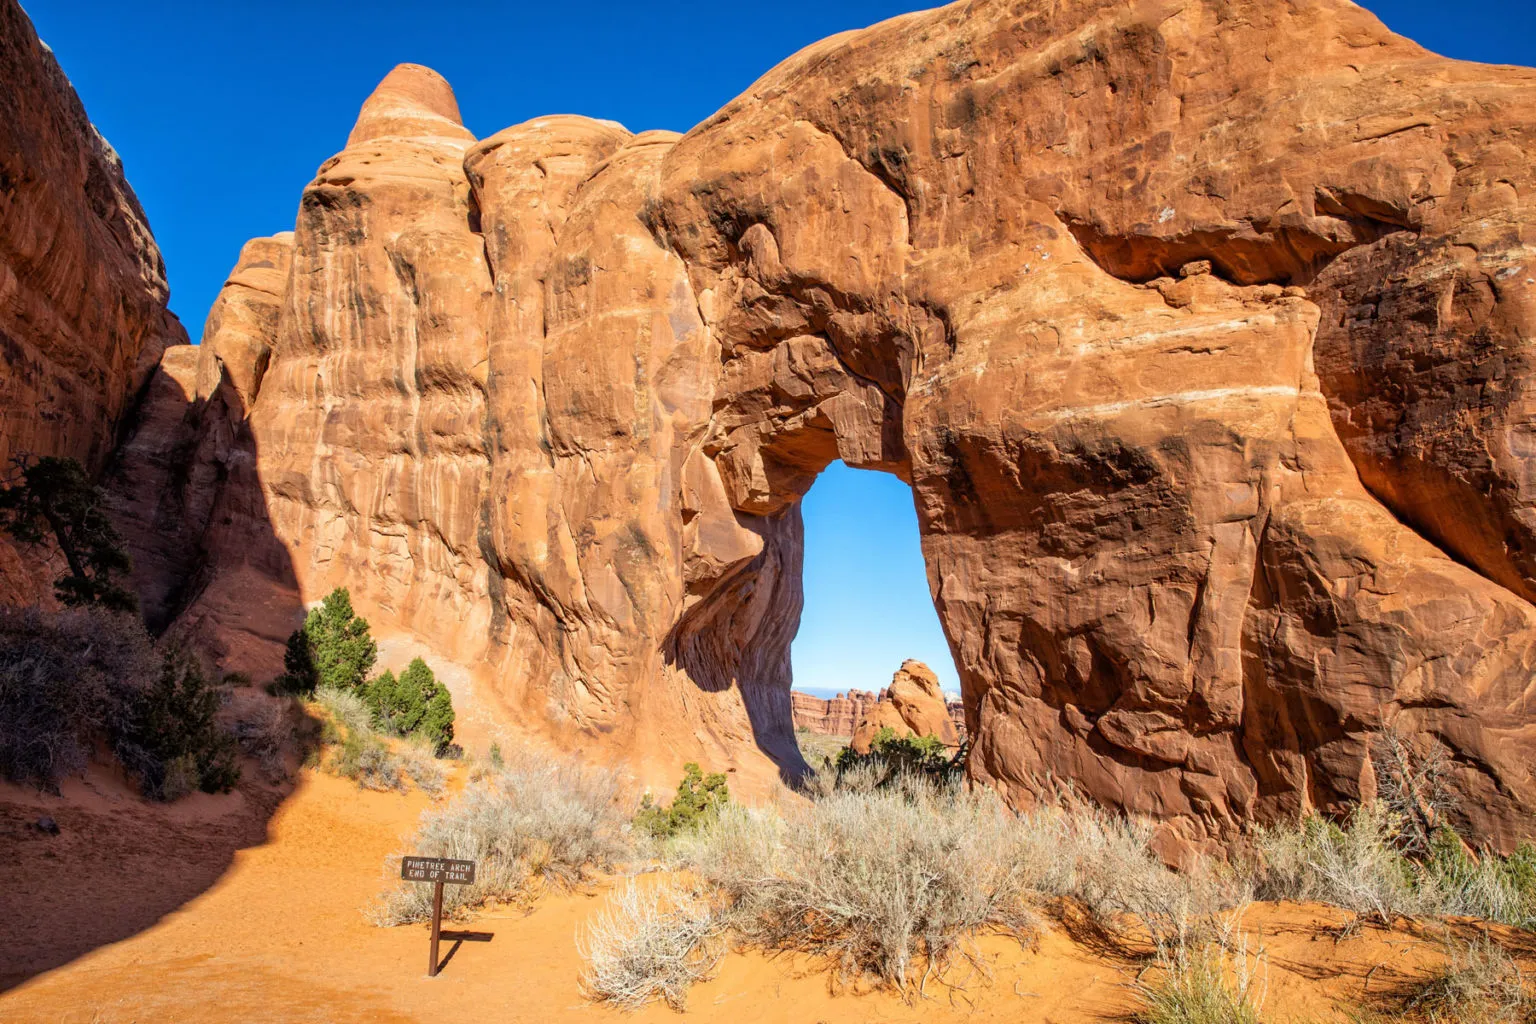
[402,857,477,976]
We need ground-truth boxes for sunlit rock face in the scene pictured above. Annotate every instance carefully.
[0,0,188,602]
[849,660,961,754]
[792,690,881,737]
[72,0,1536,847]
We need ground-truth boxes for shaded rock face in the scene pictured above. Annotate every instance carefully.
[103,234,299,650]
[850,660,962,754]
[0,0,187,601]
[68,2,1536,846]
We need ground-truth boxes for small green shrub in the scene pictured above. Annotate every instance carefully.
[114,644,241,800]
[828,727,961,789]
[274,588,376,695]
[489,742,504,769]
[635,763,730,839]
[361,658,454,752]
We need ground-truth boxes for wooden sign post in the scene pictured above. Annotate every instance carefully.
[401,856,477,977]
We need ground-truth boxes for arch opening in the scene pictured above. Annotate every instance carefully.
[788,460,963,767]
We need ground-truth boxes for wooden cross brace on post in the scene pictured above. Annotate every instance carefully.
[401,856,477,977]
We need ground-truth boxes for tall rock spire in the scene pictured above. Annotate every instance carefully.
[347,63,472,145]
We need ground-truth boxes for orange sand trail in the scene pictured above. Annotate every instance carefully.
[0,766,1504,1023]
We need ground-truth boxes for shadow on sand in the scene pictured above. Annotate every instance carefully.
[0,360,308,992]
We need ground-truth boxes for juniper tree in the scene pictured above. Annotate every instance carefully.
[115,643,240,800]
[362,657,454,752]
[276,587,375,695]
[0,454,136,612]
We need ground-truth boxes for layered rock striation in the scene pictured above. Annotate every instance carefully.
[792,666,966,740]
[0,0,188,601]
[791,690,881,737]
[17,0,1536,847]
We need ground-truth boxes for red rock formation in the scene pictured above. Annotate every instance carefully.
[850,660,962,753]
[791,689,881,737]
[0,0,188,602]
[102,234,299,647]
[17,0,1533,846]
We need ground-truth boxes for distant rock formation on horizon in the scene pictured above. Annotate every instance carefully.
[6,0,1536,854]
[791,664,965,741]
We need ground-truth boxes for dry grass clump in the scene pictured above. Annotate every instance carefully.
[1136,930,1267,1024]
[1249,802,1536,929]
[313,685,420,794]
[578,879,723,1011]
[1024,803,1248,954]
[1404,935,1535,1024]
[372,751,631,925]
[234,697,297,782]
[337,734,405,792]
[671,774,1041,990]
[315,684,371,736]
[396,737,446,796]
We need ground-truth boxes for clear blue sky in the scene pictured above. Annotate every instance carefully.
[22,0,1534,699]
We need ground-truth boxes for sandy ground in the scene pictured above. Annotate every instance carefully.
[1,760,1528,1023]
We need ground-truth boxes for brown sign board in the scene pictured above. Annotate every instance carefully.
[401,856,476,886]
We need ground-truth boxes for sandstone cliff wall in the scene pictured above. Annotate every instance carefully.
[0,0,188,602]
[791,690,881,737]
[53,0,1536,850]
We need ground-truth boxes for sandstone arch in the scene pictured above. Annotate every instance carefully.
[89,0,1536,852]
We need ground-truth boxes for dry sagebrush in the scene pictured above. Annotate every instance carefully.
[670,774,1046,990]
[579,880,722,1011]
[643,773,1253,1000]
[373,752,632,925]
[1404,935,1534,1024]
[1249,802,1536,929]
[234,696,297,782]
[0,605,158,787]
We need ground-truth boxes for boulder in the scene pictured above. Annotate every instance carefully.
[850,661,962,754]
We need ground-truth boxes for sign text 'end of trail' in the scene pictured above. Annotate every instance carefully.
[402,856,476,886]
[402,856,477,977]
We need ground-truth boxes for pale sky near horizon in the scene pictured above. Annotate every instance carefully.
[21,0,1534,700]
